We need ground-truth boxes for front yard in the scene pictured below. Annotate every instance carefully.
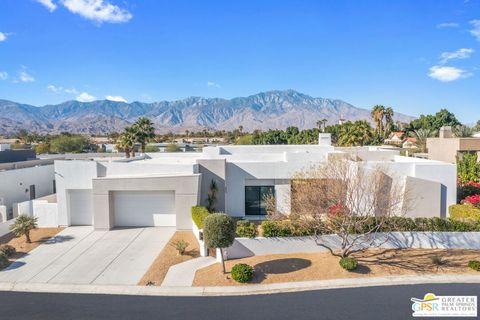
[0,227,64,260]
[193,248,480,286]
[138,231,200,286]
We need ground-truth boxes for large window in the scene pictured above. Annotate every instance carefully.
[245,186,274,215]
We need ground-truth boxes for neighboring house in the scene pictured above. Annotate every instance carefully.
[0,159,56,219]
[54,134,456,230]
[402,137,417,149]
[384,132,405,146]
[427,126,480,163]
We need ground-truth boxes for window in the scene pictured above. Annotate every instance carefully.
[245,186,274,215]
[29,184,36,200]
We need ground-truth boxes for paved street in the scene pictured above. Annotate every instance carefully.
[1,283,478,320]
[0,227,174,285]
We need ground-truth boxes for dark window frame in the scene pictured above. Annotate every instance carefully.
[245,185,274,215]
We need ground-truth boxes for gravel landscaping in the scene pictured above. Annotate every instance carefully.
[193,248,480,286]
[0,228,65,260]
[138,231,200,286]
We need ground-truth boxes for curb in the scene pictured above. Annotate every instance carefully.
[1,274,480,297]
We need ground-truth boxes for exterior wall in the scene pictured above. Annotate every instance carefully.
[459,138,480,151]
[91,174,201,230]
[0,164,55,218]
[0,149,36,163]
[54,160,99,226]
[197,159,226,212]
[404,177,442,218]
[424,138,480,164]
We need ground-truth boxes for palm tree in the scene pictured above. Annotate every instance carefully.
[453,125,473,138]
[384,107,394,135]
[10,215,38,243]
[413,129,436,153]
[117,127,137,158]
[370,105,385,136]
[238,125,244,134]
[133,117,155,154]
[316,119,328,132]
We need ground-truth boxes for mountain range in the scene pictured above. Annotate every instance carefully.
[0,90,414,135]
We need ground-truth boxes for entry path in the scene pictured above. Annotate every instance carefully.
[0,226,174,285]
[161,257,216,287]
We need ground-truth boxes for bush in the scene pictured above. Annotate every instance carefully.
[203,213,236,249]
[231,263,254,283]
[468,260,480,272]
[462,195,480,208]
[0,244,16,257]
[174,240,189,255]
[449,204,480,222]
[191,206,210,229]
[0,252,9,270]
[236,220,257,238]
[458,182,480,202]
[261,220,314,237]
[339,257,358,271]
[430,255,444,266]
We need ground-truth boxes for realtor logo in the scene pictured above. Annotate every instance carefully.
[411,293,477,317]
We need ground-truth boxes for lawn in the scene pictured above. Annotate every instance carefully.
[193,249,480,286]
[0,227,64,260]
[138,231,200,286]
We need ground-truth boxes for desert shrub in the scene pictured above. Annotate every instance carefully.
[231,263,254,283]
[191,206,210,229]
[144,145,160,152]
[236,220,257,238]
[0,244,16,257]
[430,255,444,266]
[449,204,480,222]
[10,215,38,243]
[339,257,358,270]
[0,252,9,270]
[261,216,480,237]
[174,240,189,255]
[261,220,314,237]
[468,260,480,271]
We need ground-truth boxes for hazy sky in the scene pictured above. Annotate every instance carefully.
[0,0,479,122]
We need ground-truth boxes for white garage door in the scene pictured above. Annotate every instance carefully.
[113,191,176,227]
[68,190,93,226]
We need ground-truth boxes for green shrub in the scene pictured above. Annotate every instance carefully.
[430,255,444,266]
[0,252,9,270]
[449,204,480,222]
[231,263,254,283]
[261,220,293,237]
[0,244,16,257]
[458,184,480,202]
[191,206,210,229]
[174,240,189,255]
[203,213,236,273]
[468,260,480,271]
[236,220,257,238]
[339,257,358,271]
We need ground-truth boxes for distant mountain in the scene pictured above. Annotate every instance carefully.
[0,90,415,135]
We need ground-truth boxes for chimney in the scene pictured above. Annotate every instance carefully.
[318,133,332,146]
[439,126,453,139]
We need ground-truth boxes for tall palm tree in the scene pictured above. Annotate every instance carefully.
[133,117,155,154]
[384,107,394,135]
[370,105,385,136]
[453,125,473,138]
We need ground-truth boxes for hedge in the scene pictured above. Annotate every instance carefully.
[191,206,210,229]
[236,220,257,238]
[261,216,480,237]
[449,204,480,222]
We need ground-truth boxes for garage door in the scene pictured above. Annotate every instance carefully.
[113,191,175,227]
[68,190,93,225]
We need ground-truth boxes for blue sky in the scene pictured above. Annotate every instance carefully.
[0,0,479,122]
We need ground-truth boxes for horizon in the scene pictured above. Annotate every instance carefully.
[1,0,479,123]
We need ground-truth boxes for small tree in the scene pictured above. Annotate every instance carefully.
[10,215,38,243]
[290,157,412,259]
[203,213,235,274]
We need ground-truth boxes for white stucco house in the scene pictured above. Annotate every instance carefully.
[53,134,457,231]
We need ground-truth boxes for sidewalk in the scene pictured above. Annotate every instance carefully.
[1,274,480,297]
[161,257,216,287]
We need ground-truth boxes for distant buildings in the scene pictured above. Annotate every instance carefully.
[427,126,480,163]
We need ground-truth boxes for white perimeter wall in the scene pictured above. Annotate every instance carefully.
[0,165,55,216]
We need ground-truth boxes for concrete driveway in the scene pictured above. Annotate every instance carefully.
[0,226,175,285]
